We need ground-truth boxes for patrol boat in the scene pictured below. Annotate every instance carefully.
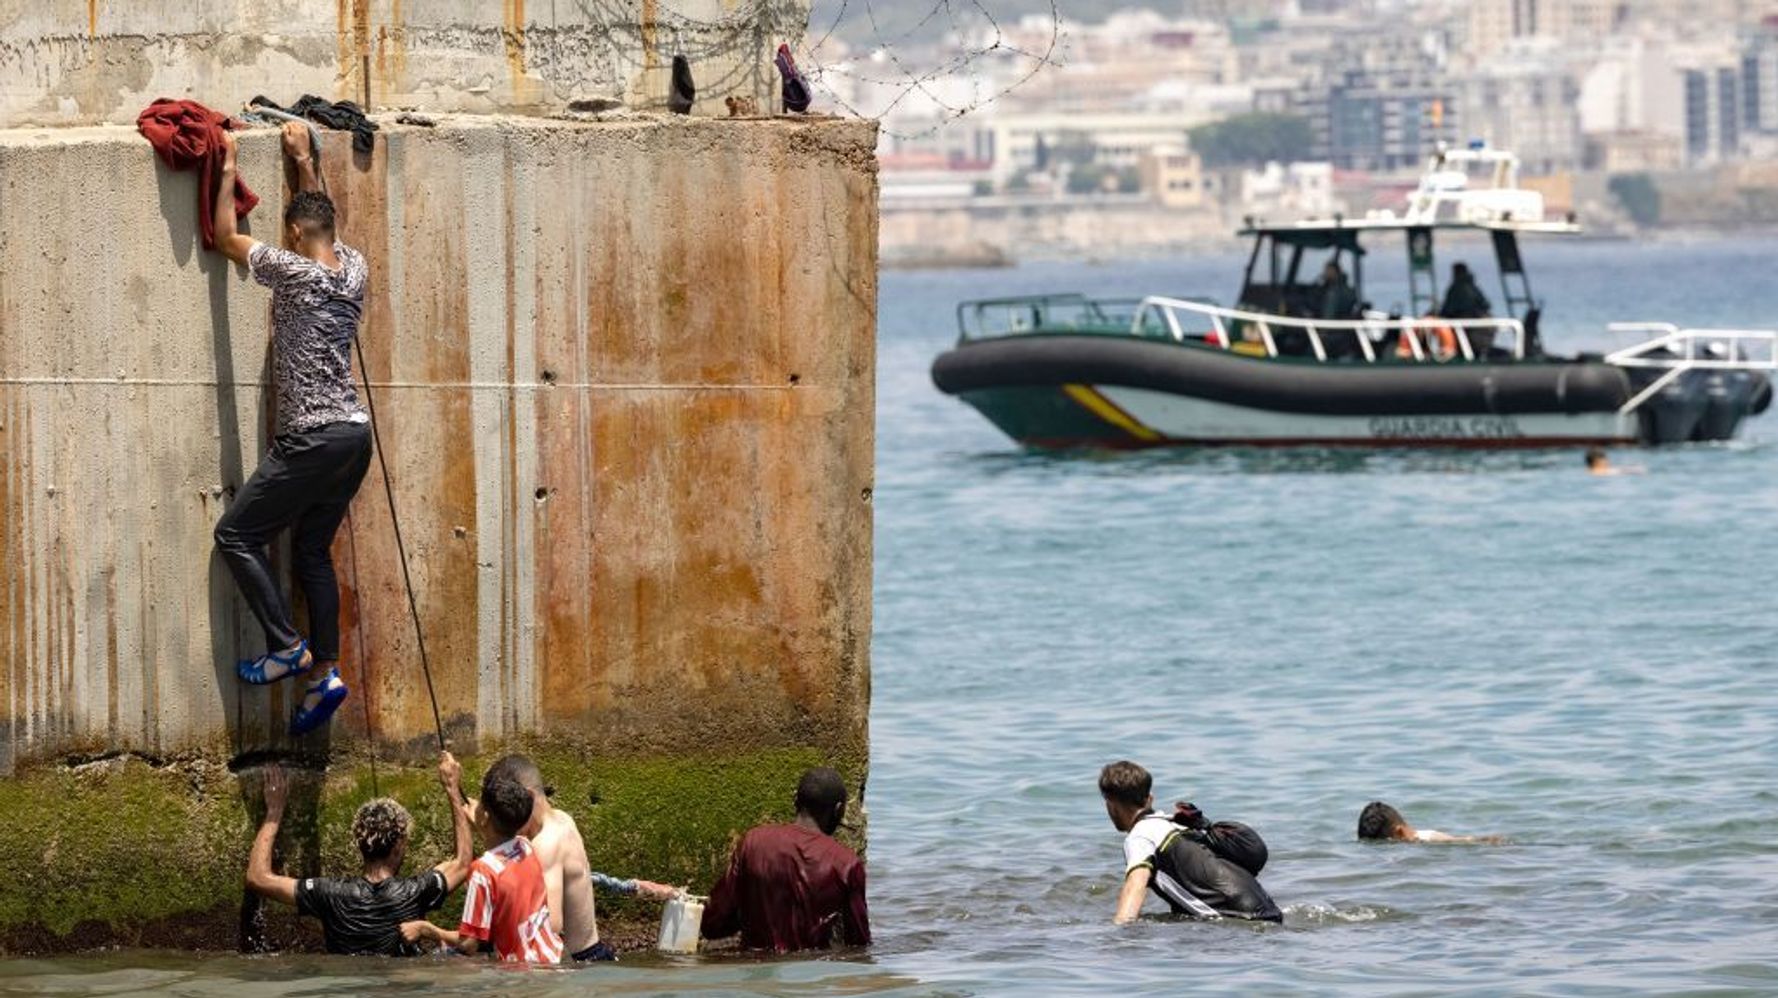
[931,146,1777,449]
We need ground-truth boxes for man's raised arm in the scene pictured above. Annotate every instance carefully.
[280,121,323,195]
[210,131,255,266]
[244,765,299,906]
[433,751,474,891]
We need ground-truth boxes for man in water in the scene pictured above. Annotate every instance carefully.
[245,752,473,955]
[469,755,633,962]
[1100,760,1282,924]
[1357,801,1503,844]
[1585,447,1644,475]
[702,767,871,952]
[207,121,373,735]
[402,771,564,962]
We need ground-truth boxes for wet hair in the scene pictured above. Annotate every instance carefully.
[480,773,536,839]
[793,767,848,833]
[285,190,335,233]
[1358,801,1408,841]
[1098,760,1152,808]
[1585,447,1606,468]
[485,754,544,794]
[351,798,412,862]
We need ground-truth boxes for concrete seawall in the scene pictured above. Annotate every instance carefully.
[0,114,877,949]
[1,1,812,125]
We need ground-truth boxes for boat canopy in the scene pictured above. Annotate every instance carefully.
[1237,217,1581,239]
[1242,226,1367,253]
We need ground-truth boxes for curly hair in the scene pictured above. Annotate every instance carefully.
[351,798,411,861]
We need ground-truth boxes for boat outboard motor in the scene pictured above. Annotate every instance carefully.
[1751,374,1774,416]
[1693,358,1755,442]
[1633,347,1711,444]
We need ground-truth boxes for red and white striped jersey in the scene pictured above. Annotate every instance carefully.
[457,836,564,964]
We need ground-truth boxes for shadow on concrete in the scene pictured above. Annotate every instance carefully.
[153,157,305,762]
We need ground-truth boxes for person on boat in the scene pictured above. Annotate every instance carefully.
[702,767,872,952]
[1316,260,1358,320]
[245,752,474,956]
[1438,262,1492,319]
[1357,801,1503,844]
[462,755,665,963]
[208,121,371,736]
[401,771,564,962]
[1100,760,1282,924]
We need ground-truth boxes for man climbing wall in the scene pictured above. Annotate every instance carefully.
[205,119,373,736]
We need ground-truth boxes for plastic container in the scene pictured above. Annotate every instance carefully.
[656,894,706,954]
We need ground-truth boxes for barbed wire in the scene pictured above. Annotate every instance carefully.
[802,0,1064,138]
[514,0,1060,129]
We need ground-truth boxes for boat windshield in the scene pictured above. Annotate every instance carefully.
[1237,229,1366,318]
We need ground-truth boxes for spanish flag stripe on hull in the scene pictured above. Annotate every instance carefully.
[1062,383,1162,443]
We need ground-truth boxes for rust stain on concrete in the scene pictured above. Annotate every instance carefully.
[0,117,877,767]
[334,0,353,96]
[503,0,528,101]
[640,0,661,73]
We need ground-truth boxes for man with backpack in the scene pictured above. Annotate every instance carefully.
[1099,760,1282,924]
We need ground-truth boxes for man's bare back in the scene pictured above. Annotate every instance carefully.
[530,805,599,954]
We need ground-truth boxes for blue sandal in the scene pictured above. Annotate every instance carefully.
[289,668,349,737]
[237,640,312,685]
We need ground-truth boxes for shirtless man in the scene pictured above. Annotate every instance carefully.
[474,755,615,962]
[1357,801,1504,844]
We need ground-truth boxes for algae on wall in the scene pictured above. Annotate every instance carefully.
[0,745,866,952]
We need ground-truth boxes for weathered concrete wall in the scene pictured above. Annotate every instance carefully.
[0,0,811,127]
[0,113,876,948]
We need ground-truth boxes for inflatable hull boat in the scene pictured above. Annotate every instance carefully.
[932,329,1772,449]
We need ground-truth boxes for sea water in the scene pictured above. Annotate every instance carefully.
[3,237,1776,995]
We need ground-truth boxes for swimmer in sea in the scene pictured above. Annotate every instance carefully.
[1586,447,1644,476]
[1357,801,1504,844]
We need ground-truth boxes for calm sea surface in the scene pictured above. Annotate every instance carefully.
[6,237,1778,995]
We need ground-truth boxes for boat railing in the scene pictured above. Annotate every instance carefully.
[1132,296,1526,364]
[1604,323,1778,414]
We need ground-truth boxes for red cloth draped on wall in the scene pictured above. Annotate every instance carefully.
[136,98,259,250]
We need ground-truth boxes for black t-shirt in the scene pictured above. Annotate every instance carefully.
[294,869,450,956]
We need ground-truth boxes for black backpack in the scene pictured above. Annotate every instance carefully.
[1171,803,1268,876]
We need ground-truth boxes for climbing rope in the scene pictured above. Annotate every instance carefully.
[298,128,444,754]
[353,336,448,752]
[297,128,447,756]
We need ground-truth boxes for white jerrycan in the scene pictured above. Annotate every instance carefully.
[656,893,707,954]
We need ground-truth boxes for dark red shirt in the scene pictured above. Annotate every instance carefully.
[703,822,871,952]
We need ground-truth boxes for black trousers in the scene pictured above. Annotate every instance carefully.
[214,421,373,662]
